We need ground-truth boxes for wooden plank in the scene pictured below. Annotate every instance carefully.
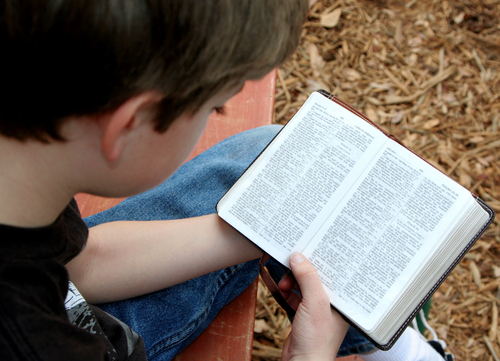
[173,278,259,361]
[75,194,124,219]
[189,71,277,160]
[173,71,276,361]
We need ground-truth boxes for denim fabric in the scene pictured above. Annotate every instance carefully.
[84,125,376,360]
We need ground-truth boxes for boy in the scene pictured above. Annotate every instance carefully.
[0,1,351,360]
[0,1,452,360]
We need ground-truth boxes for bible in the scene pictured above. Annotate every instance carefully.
[216,90,495,350]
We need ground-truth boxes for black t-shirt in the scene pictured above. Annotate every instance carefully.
[0,200,146,360]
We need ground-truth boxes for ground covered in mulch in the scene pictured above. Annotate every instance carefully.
[253,0,500,360]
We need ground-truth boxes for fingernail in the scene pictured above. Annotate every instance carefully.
[291,253,305,264]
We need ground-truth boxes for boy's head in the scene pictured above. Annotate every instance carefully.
[0,0,308,142]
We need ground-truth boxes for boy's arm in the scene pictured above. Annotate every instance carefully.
[65,214,262,304]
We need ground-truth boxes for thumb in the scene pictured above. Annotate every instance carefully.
[289,253,329,303]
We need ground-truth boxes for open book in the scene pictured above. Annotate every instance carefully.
[217,90,495,350]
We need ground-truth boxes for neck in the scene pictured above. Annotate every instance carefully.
[0,136,77,228]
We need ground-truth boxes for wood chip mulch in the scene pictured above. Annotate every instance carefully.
[253,0,500,360]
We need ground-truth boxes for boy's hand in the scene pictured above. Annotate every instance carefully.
[279,253,349,361]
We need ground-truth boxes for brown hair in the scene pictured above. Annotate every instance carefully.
[0,0,308,142]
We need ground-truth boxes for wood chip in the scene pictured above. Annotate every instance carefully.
[470,261,483,288]
[320,7,342,28]
[490,302,498,341]
[260,1,500,359]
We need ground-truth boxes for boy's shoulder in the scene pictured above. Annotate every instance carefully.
[0,200,146,360]
[0,201,88,358]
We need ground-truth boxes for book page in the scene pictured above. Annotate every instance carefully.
[374,199,489,342]
[302,140,474,332]
[218,92,387,265]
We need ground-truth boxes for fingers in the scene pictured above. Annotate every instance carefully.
[278,273,300,293]
[281,253,350,360]
[278,273,302,311]
[288,253,330,306]
[277,273,294,292]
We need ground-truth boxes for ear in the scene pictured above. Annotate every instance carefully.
[100,92,163,163]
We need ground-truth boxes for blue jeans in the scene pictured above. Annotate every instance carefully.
[84,125,376,360]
